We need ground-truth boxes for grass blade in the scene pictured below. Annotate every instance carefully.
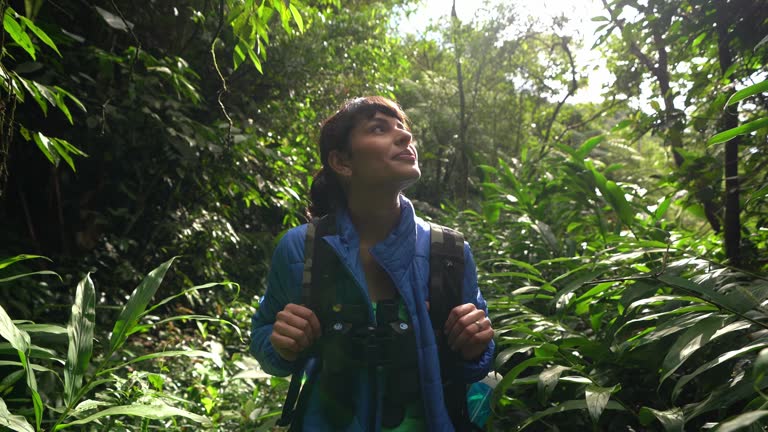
[0,254,50,270]
[0,270,60,283]
[64,274,96,407]
[109,257,176,352]
[726,80,768,107]
[99,349,223,375]
[53,402,212,430]
[708,117,768,145]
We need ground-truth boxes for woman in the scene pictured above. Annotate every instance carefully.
[250,96,494,431]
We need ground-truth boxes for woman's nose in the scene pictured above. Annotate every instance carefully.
[395,128,412,146]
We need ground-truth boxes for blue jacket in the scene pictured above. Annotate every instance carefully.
[250,196,494,431]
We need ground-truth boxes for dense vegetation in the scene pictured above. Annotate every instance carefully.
[0,0,767,430]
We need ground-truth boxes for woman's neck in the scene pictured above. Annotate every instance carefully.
[346,190,401,246]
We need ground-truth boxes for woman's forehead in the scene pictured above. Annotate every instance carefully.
[355,111,406,128]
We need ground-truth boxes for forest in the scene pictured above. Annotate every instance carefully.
[0,0,767,430]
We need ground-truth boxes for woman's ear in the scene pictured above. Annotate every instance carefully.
[328,149,352,178]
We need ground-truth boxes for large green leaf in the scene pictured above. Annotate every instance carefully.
[0,305,30,354]
[3,9,36,59]
[714,411,768,432]
[708,117,768,145]
[519,400,625,430]
[660,316,751,384]
[576,135,604,159]
[288,4,304,32]
[656,274,753,314]
[53,402,212,430]
[672,340,768,400]
[32,132,58,166]
[585,384,618,424]
[604,180,635,225]
[639,407,684,432]
[726,80,768,107]
[17,14,61,56]
[493,357,553,406]
[0,397,33,432]
[64,274,96,407]
[537,365,570,403]
[109,257,176,352]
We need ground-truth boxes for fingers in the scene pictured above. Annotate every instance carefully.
[288,303,322,340]
[459,326,494,361]
[444,303,477,334]
[269,332,300,361]
[445,305,485,345]
[270,303,322,361]
[444,303,494,358]
[448,312,489,350]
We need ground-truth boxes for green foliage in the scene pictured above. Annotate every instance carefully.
[0,255,241,430]
[460,128,768,430]
[0,0,766,431]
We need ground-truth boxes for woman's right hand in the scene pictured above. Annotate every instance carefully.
[270,303,322,362]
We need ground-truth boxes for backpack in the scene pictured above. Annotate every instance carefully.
[277,216,477,431]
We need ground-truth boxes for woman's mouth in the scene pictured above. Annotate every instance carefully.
[394,149,416,161]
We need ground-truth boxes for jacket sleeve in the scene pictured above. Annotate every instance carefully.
[459,242,495,383]
[249,226,307,377]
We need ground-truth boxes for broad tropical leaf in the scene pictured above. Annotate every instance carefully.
[0,397,33,432]
[53,402,212,430]
[64,274,96,407]
[585,384,619,424]
[639,407,684,432]
[714,411,768,432]
[109,257,176,352]
[708,117,768,145]
[660,316,751,384]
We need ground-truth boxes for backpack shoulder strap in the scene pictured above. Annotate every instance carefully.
[302,215,337,311]
[428,222,465,333]
[278,215,337,428]
[429,223,479,431]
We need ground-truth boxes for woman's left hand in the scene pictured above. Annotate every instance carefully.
[444,303,494,361]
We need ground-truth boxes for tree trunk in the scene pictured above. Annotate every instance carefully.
[451,0,469,203]
[715,0,742,266]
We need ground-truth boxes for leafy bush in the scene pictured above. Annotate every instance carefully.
[0,255,261,431]
[461,132,768,431]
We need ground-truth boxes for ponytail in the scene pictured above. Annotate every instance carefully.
[308,167,345,219]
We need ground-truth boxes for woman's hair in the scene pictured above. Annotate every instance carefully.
[308,96,409,218]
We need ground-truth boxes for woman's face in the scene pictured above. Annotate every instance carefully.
[333,111,421,191]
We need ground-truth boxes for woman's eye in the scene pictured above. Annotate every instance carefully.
[371,126,385,133]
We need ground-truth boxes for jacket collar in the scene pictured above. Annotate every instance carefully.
[334,194,417,280]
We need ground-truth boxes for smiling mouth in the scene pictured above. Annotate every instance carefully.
[393,149,416,160]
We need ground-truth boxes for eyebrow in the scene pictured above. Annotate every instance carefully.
[366,116,405,129]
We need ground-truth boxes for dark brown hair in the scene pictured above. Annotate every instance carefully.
[308,96,410,218]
